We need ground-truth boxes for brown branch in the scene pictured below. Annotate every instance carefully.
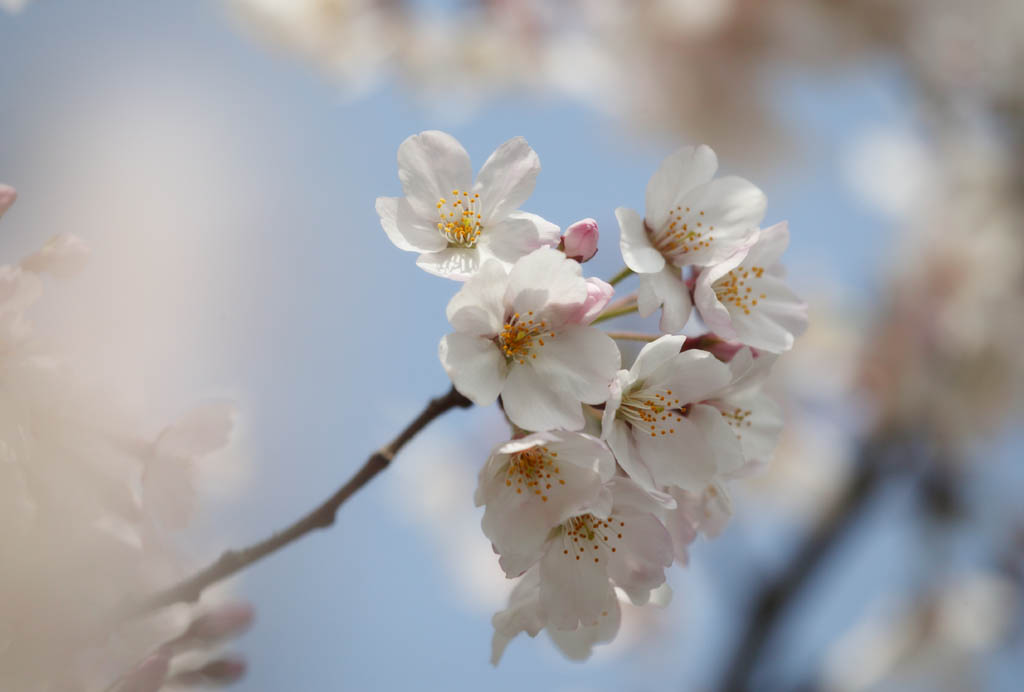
[714,435,895,692]
[125,385,472,618]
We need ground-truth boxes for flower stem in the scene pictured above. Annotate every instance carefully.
[607,266,634,286]
[591,304,640,325]
[605,331,660,342]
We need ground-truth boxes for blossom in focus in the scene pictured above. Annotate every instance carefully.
[602,334,739,493]
[377,130,560,280]
[476,430,616,578]
[560,217,599,262]
[616,145,766,332]
[439,247,620,431]
[693,222,808,352]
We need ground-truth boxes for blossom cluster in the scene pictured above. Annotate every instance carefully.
[377,132,807,661]
[0,186,250,691]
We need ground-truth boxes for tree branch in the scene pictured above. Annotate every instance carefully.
[714,435,896,692]
[125,385,472,618]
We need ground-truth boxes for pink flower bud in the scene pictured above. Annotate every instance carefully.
[0,185,17,220]
[560,218,599,262]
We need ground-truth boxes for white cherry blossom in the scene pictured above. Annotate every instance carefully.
[616,145,766,332]
[377,130,559,280]
[490,564,621,665]
[439,247,620,431]
[602,334,739,492]
[476,430,615,577]
[693,222,808,352]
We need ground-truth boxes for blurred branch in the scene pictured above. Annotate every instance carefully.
[714,434,899,692]
[126,385,472,618]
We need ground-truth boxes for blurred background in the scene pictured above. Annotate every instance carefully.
[1,0,1022,690]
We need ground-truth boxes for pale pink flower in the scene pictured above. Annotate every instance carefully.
[377,130,559,280]
[561,217,599,262]
[693,222,808,352]
[439,247,620,431]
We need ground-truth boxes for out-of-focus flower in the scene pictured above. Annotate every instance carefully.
[377,130,559,281]
[439,247,619,431]
[0,184,17,217]
[20,233,91,278]
[694,222,808,353]
[616,145,766,333]
[560,218,600,263]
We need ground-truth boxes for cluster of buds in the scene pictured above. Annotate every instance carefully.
[377,132,807,661]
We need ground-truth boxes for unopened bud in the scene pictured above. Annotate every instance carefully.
[560,218,599,262]
[0,185,17,220]
[169,657,247,686]
[573,277,614,325]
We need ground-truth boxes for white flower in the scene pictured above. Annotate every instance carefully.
[476,430,616,577]
[615,145,766,332]
[439,247,620,431]
[377,130,560,280]
[693,222,808,352]
[602,334,739,492]
[490,564,621,665]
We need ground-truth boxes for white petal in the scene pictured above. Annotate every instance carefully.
[673,176,765,266]
[743,221,790,268]
[397,130,473,219]
[474,137,541,223]
[605,513,672,602]
[478,211,559,266]
[491,567,544,665]
[636,266,692,333]
[504,247,587,321]
[616,206,665,273]
[142,456,196,529]
[634,415,717,491]
[155,402,235,459]
[629,334,686,383]
[416,247,481,281]
[540,539,615,630]
[375,196,446,253]
[727,274,808,352]
[645,145,718,232]
[533,326,620,404]
[547,587,620,661]
[687,403,746,476]
[502,363,585,431]
[646,349,733,404]
[446,260,508,335]
[726,390,783,467]
[439,333,507,405]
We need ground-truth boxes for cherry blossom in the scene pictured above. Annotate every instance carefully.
[377,130,560,280]
[601,334,739,492]
[439,247,620,431]
[693,222,808,352]
[616,145,767,332]
[560,217,599,263]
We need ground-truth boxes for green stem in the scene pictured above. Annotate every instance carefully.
[605,331,660,343]
[591,304,639,325]
[607,266,634,286]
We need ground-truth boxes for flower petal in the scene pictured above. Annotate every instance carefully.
[474,136,541,223]
[397,130,473,219]
[504,247,588,322]
[478,211,559,266]
[645,145,718,232]
[672,176,765,266]
[540,539,615,630]
[416,247,481,281]
[439,333,506,405]
[633,415,717,491]
[636,266,693,333]
[533,326,620,404]
[375,196,447,253]
[502,363,585,431]
[628,334,687,383]
[616,206,665,273]
[446,260,508,335]
[687,403,746,476]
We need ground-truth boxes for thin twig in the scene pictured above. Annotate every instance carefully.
[124,385,472,618]
[591,304,640,325]
[607,266,634,286]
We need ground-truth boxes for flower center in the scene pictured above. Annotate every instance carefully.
[504,446,566,502]
[436,189,483,248]
[717,404,753,438]
[497,311,555,365]
[559,513,627,565]
[618,387,688,438]
[713,264,767,316]
[648,205,715,261]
